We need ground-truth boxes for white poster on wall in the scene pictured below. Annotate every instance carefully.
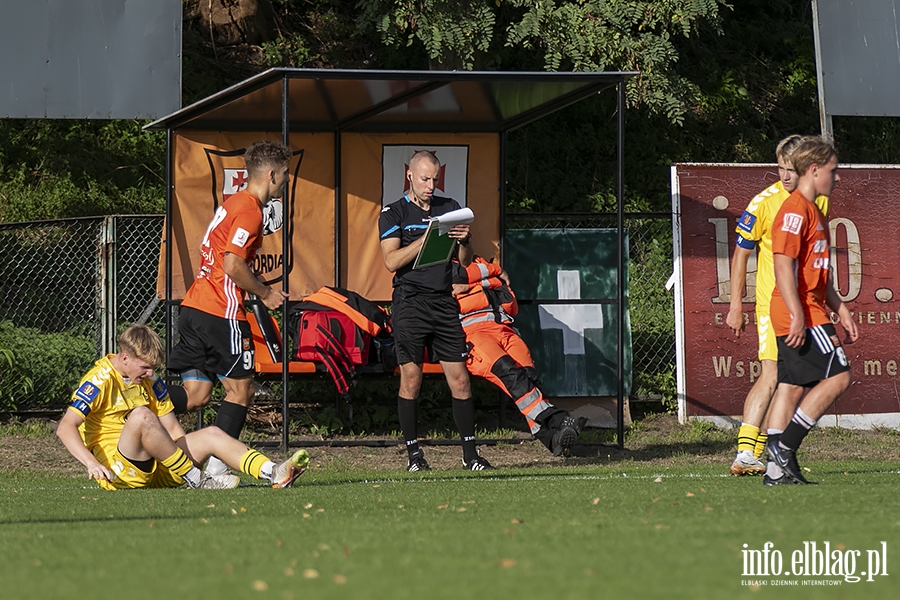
[381,145,469,207]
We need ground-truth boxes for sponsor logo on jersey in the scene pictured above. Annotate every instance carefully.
[781,213,803,234]
[737,210,757,233]
[75,381,100,404]
[813,239,827,253]
[232,227,250,248]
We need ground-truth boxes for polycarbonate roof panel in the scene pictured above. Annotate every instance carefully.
[145,68,635,133]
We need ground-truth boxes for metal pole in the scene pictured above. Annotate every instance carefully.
[281,75,291,452]
[616,81,626,450]
[811,0,834,139]
[498,130,507,429]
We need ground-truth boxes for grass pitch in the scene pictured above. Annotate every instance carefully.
[2,461,899,600]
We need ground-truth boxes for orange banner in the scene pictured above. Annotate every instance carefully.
[160,131,500,303]
[159,131,335,299]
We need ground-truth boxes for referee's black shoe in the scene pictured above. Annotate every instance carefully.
[766,441,810,484]
[407,453,432,472]
[463,456,494,471]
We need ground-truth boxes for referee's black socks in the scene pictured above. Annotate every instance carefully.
[452,397,478,463]
[398,396,421,459]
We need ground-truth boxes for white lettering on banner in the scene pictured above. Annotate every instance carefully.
[538,270,603,355]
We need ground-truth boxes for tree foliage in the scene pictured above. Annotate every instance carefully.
[358,0,729,124]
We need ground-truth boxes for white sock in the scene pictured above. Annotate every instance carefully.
[205,456,229,475]
[183,466,203,487]
[260,461,276,481]
[765,461,784,479]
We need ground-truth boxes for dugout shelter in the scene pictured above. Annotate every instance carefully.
[145,68,634,448]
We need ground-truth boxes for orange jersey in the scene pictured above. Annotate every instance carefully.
[181,190,264,320]
[770,190,831,336]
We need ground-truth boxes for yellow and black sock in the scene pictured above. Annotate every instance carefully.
[753,432,768,459]
[239,449,271,480]
[737,423,760,454]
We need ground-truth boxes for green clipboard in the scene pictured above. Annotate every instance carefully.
[412,220,456,269]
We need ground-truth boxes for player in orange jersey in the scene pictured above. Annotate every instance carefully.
[764,138,858,485]
[168,141,291,476]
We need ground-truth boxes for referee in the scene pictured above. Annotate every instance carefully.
[378,151,492,471]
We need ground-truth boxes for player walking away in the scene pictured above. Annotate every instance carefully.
[726,135,830,476]
[453,256,586,456]
[168,140,291,477]
[56,325,309,490]
[379,150,492,471]
[763,138,858,486]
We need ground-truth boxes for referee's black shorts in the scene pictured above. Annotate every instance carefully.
[776,323,850,387]
[391,290,468,365]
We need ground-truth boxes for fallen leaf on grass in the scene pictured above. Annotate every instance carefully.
[302,513,310,518]
[284,567,294,576]
[240,507,247,513]
[505,529,517,535]
[316,508,325,513]
[457,507,467,512]
[437,504,449,510]
[333,574,347,584]
[653,477,662,483]
[705,505,713,512]
[343,546,350,557]
[655,524,670,530]
[201,518,209,524]
[462,500,475,504]
[304,503,313,509]
[591,497,600,505]
[510,518,523,524]
[498,559,516,568]
[686,492,695,497]
[252,580,268,591]
[372,484,380,488]
[206,504,215,508]
[303,569,319,579]
[652,497,660,502]
[231,508,238,515]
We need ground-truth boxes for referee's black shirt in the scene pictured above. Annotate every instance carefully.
[378,194,461,294]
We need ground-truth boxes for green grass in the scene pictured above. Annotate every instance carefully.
[2,462,899,599]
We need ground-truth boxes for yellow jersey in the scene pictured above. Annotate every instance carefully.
[68,355,174,466]
[734,180,829,312]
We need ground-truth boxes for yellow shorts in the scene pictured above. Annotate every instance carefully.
[756,308,778,362]
[93,445,185,491]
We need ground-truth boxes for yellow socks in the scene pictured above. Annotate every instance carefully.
[737,423,760,454]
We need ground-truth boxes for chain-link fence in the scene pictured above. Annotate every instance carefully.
[0,213,675,414]
[0,216,166,411]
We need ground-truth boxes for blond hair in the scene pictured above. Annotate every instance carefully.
[118,325,165,367]
[790,137,838,176]
[775,134,804,162]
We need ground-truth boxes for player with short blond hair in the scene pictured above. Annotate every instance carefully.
[725,135,830,476]
[57,325,308,490]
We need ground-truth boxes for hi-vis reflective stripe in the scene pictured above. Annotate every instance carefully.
[515,389,551,424]
[460,312,495,327]
[476,262,490,283]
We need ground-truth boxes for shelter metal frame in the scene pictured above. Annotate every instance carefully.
[146,68,635,450]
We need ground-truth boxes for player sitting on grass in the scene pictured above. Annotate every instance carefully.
[453,257,586,456]
[56,324,309,490]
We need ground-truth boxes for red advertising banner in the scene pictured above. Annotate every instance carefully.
[673,164,900,426]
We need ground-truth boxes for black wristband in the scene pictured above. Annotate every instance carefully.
[458,234,471,246]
